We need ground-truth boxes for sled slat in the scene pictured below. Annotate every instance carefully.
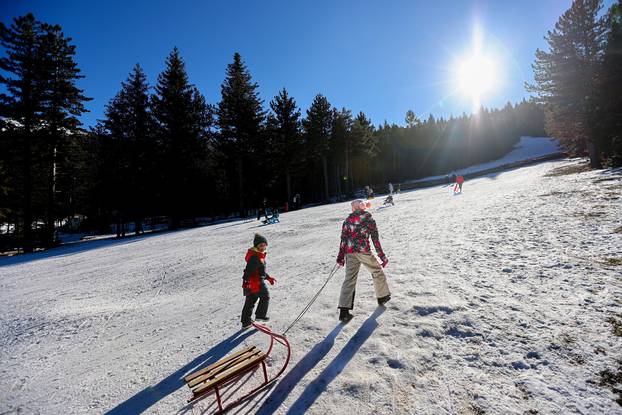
[186,349,263,388]
[192,351,267,397]
[184,346,256,383]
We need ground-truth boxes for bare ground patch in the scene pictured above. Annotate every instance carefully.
[598,316,622,406]
[546,162,591,177]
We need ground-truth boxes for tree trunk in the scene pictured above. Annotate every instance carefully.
[134,218,143,235]
[238,157,245,216]
[392,144,397,180]
[344,144,350,196]
[335,163,342,201]
[22,129,33,253]
[587,139,602,169]
[45,143,57,247]
[322,155,329,202]
[285,168,291,203]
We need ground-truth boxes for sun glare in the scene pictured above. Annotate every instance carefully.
[457,55,496,100]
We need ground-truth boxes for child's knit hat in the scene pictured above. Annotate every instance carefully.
[253,233,268,247]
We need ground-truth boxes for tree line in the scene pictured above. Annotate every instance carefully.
[1,13,547,252]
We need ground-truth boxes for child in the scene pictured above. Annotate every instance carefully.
[241,234,276,329]
[453,175,465,193]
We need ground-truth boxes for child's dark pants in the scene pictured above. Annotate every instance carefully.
[241,285,270,325]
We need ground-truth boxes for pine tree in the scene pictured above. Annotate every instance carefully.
[98,64,154,235]
[599,0,622,165]
[0,14,45,252]
[266,88,302,203]
[303,94,332,202]
[331,107,353,197]
[405,109,419,129]
[152,48,211,228]
[217,52,265,215]
[527,0,606,168]
[350,112,377,186]
[38,22,90,245]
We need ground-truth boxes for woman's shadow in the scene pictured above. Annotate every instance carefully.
[105,328,255,414]
[256,306,385,415]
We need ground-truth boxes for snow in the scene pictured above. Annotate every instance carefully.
[1,158,621,415]
[406,136,563,184]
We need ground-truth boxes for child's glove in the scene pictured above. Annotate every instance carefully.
[266,276,276,285]
[337,258,345,267]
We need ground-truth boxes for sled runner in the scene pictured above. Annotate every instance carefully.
[183,322,290,413]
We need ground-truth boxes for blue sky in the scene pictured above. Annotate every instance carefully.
[1,0,615,128]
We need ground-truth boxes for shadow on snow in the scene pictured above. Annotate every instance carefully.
[256,306,385,415]
[105,328,255,415]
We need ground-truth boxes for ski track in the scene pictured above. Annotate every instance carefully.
[1,159,621,414]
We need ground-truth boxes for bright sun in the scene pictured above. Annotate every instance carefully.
[457,55,496,99]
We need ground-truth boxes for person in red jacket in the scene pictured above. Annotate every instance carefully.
[336,200,391,323]
[454,175,465,193]
[241,234,276,329]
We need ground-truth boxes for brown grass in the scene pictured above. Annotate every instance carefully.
[603,257,622,267]
[545,162,591,177]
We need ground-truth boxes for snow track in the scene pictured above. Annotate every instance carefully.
[1,159,621,414]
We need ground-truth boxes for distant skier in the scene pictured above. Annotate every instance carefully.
[453,175,465,193]
[383,194,394,206]
[336,200,391,323]
[241,234,276,329]
[388,182,394,195]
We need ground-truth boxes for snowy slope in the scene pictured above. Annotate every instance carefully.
[406,136,562,185]
[1,159,621,415]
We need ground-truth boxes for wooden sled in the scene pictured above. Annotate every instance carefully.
[183,323,291,413]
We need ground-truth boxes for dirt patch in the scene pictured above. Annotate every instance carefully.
[575,211,606,219]
[540,191,566,197]
[470,404,486,414]
[546,162,591,177]
[598,317,622,406]
[599,361,622,406]
[603,257,622,267]
[607,315,622,337]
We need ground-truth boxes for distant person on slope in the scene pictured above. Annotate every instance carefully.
[388,182,394,195]
[336,200,391,323]
[454,175,465,193]
[241,234,276,329]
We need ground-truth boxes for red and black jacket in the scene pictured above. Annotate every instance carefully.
[336,209,386,264]
[242,248,270,296]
